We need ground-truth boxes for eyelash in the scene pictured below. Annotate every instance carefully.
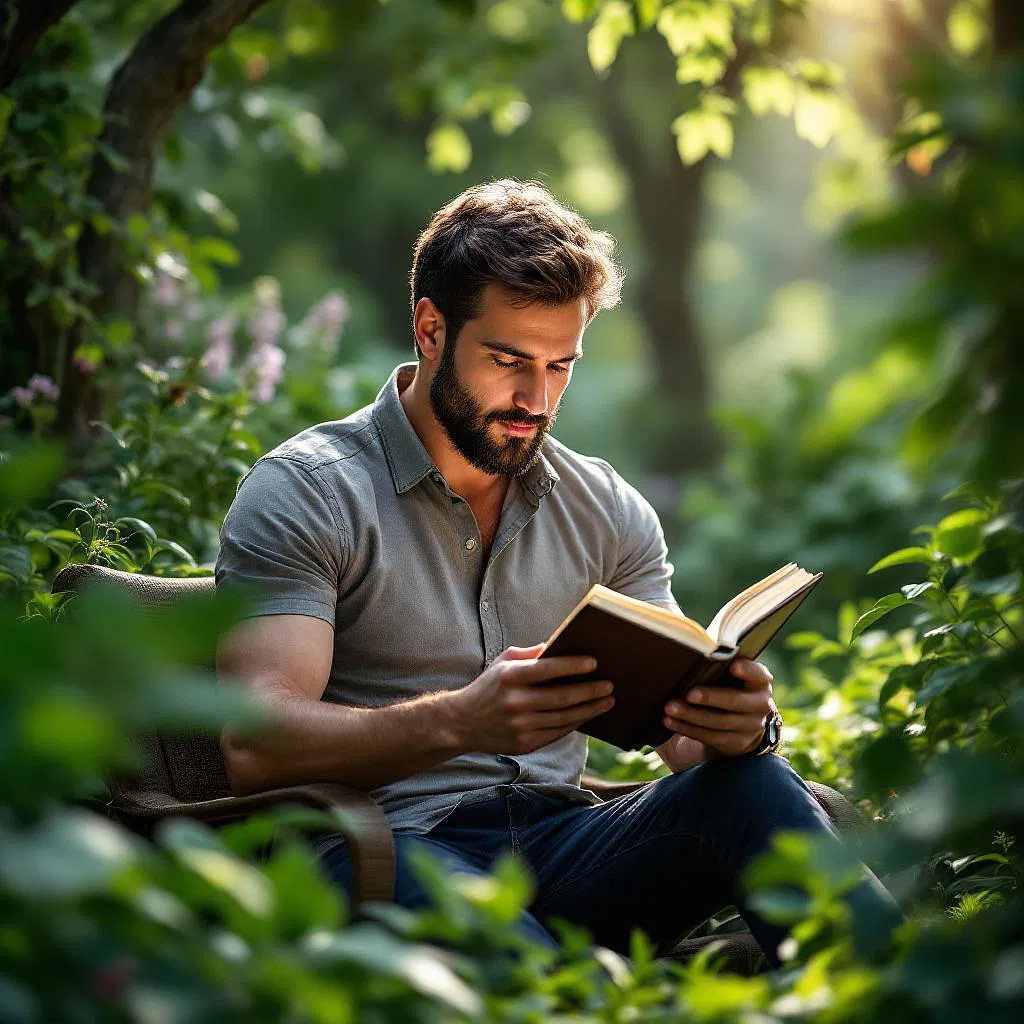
[491,357,569,375]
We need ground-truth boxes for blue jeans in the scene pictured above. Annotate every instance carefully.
[317,754,902,966]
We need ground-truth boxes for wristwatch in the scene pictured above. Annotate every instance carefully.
[750,708,783,756]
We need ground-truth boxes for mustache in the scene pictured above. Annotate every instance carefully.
[487,410,550,427]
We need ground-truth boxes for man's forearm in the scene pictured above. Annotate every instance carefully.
[221,678,463,795]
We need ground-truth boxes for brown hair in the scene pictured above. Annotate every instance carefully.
[409,179,624,357]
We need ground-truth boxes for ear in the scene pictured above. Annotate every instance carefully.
[413,297,446,363]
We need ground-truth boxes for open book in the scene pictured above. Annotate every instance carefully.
[540,562,823,751]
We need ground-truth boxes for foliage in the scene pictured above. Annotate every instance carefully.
[2,0,1024,1020]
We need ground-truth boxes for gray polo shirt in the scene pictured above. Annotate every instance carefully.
[216,362,679,834]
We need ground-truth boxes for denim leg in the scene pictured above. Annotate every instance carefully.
[316,806,559,950]
[518,755,902,965]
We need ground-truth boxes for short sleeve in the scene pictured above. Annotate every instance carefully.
[215,456,344,626]
[607,472,680,613]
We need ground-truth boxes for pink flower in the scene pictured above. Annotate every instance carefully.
[245,342,286,402]
[27,374,59,401]
[247,281,285,348]
[151,270,180,308]
[73,352,100,374]
[302,290,349,352]
[201,314,237,383]
[9,386,34,408]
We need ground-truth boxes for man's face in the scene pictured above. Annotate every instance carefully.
[429,283,586,477]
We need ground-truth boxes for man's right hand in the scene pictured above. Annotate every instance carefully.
[445,645,614,756]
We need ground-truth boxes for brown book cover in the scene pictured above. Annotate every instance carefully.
[540,566,823,751]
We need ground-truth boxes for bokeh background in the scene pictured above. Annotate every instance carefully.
[1,1,1023,1015]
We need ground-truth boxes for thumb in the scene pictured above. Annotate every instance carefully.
[498,644,546,662]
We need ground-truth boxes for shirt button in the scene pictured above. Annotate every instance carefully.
[481,599,490,611]
[432,473,443,486]
[464,538,478,551]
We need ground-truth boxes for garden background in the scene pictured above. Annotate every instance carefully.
[1,0,1022,1020]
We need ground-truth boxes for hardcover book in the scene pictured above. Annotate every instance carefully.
[540,562,824,751]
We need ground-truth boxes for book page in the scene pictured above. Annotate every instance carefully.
[705,563,798,644]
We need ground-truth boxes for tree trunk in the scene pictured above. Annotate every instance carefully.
[56,0,267,451]
[0,0,81,91]
[586,35,751,474]
[992,0,1024,53]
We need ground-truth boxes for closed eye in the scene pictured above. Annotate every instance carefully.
[490,355,573,374]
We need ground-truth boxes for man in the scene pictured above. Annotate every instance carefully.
[215,179,900,963]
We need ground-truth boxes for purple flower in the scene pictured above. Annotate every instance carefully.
[201,314,237,383]
[245,342,286,402]
[247,279,285,348]
[151,270,180,308]
[9,386,34,408]
[301,290,349,353]
[73,352,100,374]
[27,374,59,401]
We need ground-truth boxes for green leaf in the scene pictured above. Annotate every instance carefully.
[742,65,795,117]
[192,236,242,267]
[0,443,65,510]
[115,517,158,545]
[0,545,33,584]
[562,0,602,22]
[850,593,908,642]
[587,1,635,73]
[794,88,844,148]
[0,810,139,897]
[868,546,934,573]
[901,581,935,600]
[947,1,987,56]
[0,95,14,150]
[917,661,983,705]
[104,320,135,349]
[153,539,197,566]
[675,49,727,85]
[426,123,472,173]
[304,924,483,1016]
[879,663,927,708]
[672,94,735,165]
[657,1,734,56]
[935,507,989,559]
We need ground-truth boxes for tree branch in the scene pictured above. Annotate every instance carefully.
[0,0,81,92]
[57,0,268,445]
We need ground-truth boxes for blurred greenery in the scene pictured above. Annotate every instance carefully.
[2,0,1023,1019]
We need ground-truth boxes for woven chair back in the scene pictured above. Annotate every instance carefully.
[52,563,232,803]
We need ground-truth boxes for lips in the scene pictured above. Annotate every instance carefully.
[502,422,538,436]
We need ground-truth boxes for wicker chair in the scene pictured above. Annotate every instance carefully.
[53,562,863,974]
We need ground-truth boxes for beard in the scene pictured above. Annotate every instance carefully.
[429,343,557,477]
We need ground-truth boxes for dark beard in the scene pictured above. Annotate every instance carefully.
[429,343,556,477]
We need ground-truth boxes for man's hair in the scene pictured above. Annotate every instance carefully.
[409,179,624,357]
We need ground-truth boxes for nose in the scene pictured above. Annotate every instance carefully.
[513,371,548,418]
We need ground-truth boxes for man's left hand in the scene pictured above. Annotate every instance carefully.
[658,658,776,765]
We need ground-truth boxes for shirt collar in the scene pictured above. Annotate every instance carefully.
[372,362,561,500]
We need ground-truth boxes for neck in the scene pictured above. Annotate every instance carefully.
[398,364,509,503]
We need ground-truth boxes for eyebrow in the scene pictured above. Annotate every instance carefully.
[482,340,582,364]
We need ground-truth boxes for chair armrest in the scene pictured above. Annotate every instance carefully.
[111,782,396,904]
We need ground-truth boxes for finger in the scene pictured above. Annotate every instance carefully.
[498,644,548,662]
[521,695,615,729]
[666,703,765,733]
[511,655,598,685]
[522,679,614,711]
[728,658,774,688]
[684,685,770,714]
[662,718,761,756]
